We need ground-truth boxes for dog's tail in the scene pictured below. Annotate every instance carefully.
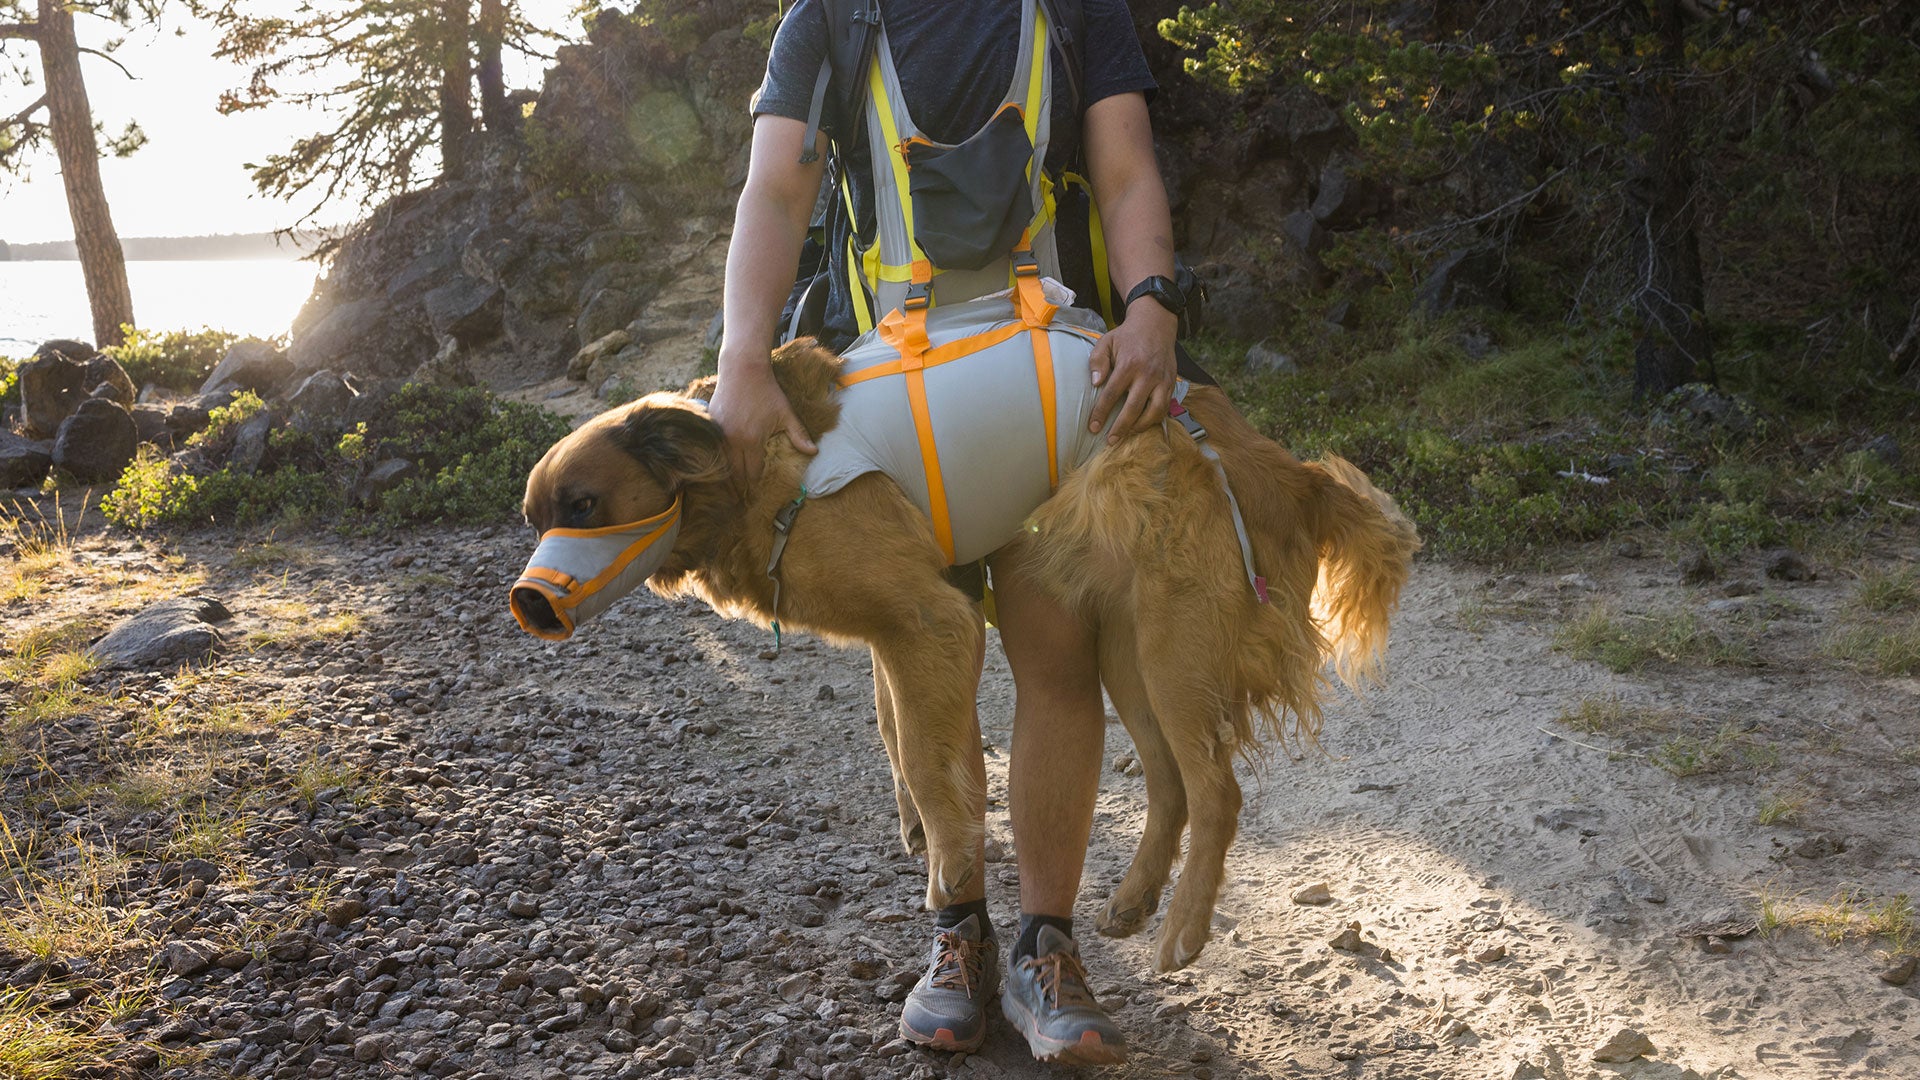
[1307,455,1421,689]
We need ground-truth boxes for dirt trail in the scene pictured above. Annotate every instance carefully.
[4,512,1917,1079]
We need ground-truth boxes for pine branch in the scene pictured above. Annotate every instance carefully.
[0,21,40,40]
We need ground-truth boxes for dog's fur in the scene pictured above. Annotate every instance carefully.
[522,340,1420,971]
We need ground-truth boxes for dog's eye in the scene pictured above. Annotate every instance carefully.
[570,496,597,516]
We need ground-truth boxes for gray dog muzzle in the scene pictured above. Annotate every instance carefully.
[509,495,682,641]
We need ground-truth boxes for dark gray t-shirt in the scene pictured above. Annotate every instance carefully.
[751,0,1156,349]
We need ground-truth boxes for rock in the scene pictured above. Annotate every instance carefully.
[1310,161,1387,229]
[1763,548,1813,582]
[1614,540,1644,559]
[1557,573,1597,591]
[288,370,356,423]
[18,350,89,439]
[1327,922,1388,960]
[351,459,419,507]
[1534,807,1603,835]
[1291,882,1333,906]
[1472,943,1507,963]
[1864,433,1900,467]
[162,940,219,977]
[1244,341,1298,376]
[1880,955,1917,986]
[1326,299,1359,330]
[201,339,293,396]
[130,404,173,448]
[577,288,640,348]
[326,898,366,927]
[1415,248,1508,315]
[34,338,94,362]
[1281,210,1330,261]
[423,275,505,344]
[507,892,540,918]
[1661,383,1758,436]
[1615,868,1667,904]
[90,596,231,670]
[1590,1027,1655,1063]
[81,356,137,406]
[412,337,478,388]
[290,298,379,373]
[228,408,280,475]
[570,329,632,381]
[0,430,53,488]
[52,398,138,483]
[1678,549,1716,585]
[703,310,725,350]
[352,1033,393,1063]
[776,973,807,1003]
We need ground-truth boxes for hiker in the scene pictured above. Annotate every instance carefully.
[710,0,1199,1063]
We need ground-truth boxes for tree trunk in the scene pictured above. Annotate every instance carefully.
[1624,0,1710,398]
[37,0,133,348]
[438,0,473,178]
[476,0,513,134]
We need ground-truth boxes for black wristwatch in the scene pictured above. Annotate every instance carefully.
[1124,275,1185,317]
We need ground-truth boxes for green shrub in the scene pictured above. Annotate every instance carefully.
[103,327,249,392]
[102,383,571,530]
[0,355,17,405]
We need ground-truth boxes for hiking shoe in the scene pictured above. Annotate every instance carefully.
[898,914,998,1052]
[1001,924,1127,1064]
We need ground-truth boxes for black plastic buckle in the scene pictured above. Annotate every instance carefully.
[904,281,932,311]
[1012,249,1040,277]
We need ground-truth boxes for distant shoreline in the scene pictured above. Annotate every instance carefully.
[0,231,330,262]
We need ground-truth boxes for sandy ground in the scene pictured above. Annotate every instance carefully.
[3,504,1916,1079]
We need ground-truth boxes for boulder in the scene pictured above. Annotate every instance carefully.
[1282,210,1331,261]
[200,340,293,397]
[33,338,94,362]
[18,351,89,439]
[228,408,280,475]
[0,430,53,489]
[166,402,214,442]
[1311,162,1388,229]
[424,275,505,344]
[89,596,231,671]
[1244,341,1298,376]
[569,329,632,381]
[130,404,173,448]
[52,398,139,483]
[289,298,381,374]
[81,356,137,406]
[1416,248,1509,315]
[577,288,640,348]
[352,458,419,506]
[287,370,356,424]
[412,338,478,389]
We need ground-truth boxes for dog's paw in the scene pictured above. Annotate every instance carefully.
[1095,896,1152,939]
[1154,924,1210,973]
[923,857,976,911]
[899,818,927,857]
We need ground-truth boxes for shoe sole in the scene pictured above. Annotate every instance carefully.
[1000,989,1127,1065]
[898,1016,986,1054]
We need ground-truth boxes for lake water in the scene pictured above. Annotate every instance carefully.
[0,259,320,355]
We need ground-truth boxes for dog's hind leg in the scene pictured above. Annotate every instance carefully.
[870,653,926,856]
[1143,670,1243,973]
[1095,624,1187,940]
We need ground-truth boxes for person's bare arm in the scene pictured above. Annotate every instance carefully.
[1083,91,1179,441]
[710,115,828,481]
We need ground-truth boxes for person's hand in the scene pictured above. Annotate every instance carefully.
[1088,302,1179,442]
[706,357,817,483]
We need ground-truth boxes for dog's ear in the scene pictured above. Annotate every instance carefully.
[685,374,719,401]
[615,400,730,491]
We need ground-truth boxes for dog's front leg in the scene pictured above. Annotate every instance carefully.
[870,652,927,856]
[872,611,987,911]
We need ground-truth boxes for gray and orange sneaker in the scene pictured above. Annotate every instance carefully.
[1000,925,1127,1064]
[898,914,998,1052]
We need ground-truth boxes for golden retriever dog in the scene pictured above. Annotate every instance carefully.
[518,340,1419,972]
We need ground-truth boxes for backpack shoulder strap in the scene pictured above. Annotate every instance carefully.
[1036,0,1086,119]
[798,0,881,164]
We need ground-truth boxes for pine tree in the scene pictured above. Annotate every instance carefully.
[190,0,543,222]
[1,0,157,348]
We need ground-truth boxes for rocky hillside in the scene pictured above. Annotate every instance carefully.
[289,2,1382,403]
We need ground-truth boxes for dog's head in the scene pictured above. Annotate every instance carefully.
[510,393,727,639]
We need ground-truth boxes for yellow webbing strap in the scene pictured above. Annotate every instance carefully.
[869,59,919,265]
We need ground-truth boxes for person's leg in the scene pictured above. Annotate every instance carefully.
[988,551,1126,1065]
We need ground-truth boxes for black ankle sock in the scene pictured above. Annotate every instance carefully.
[1014,913,1073,961]
[936,898,990,933]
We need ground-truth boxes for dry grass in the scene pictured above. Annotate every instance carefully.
[1555,605,1759,673]
[232,538,321,571]
[1650,725,1781,778]
[1756,788,1811,826]
[0,497,90,604]
[1554,694,1682,737]
[246,598,362,650]
[1856,566,1920,614]
[1824,619,1920,677]
[0,986,116,1080]
[1758,887,1918,955]
[0,814,142,963]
